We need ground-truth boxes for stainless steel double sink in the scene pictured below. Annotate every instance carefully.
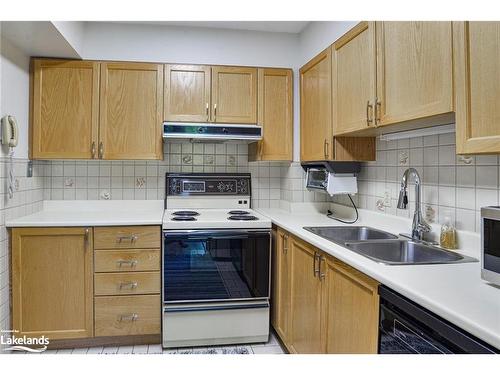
[303,226,477,265]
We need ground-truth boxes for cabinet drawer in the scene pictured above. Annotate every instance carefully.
[95,295,160,337]
[94,272,161,296]
[94,226,161,249]
[95,249,160,272]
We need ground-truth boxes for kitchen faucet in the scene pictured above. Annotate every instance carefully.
[397,168,431,241]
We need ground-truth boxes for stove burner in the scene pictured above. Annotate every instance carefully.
[172,211,199,216]
[171,216,197,221]
[228,210,250,215]
[228,215,258,221]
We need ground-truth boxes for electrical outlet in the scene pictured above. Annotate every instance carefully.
[384,191,391,207]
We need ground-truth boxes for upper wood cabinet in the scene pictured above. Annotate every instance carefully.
[324,258,379,353]
[375,21,453,127]
[454,22,500,154]
[332,22,376,135]
[211,66,257,124]
[249,68,293,161]
[11,227,93,340]
[300,48,333,162]
[164,64,211,122]
[31,59,99,159]
[99,62,163,160]
[288,236,326,354]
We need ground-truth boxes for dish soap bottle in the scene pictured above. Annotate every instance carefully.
[440,216,457,250]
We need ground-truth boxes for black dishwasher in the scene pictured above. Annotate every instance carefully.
[378,285,498,354]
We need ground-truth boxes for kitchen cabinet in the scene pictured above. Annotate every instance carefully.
[99,62,163,160]
[375,21,453,127]
[30,59,99,159]
[271,228,292,346]
[11,227,94,340]
[211,66,257,124]
[288,236,326,354]
[300,48,376,162]
[324,258,379,353]
[164,64,211,122]
[249,68,293,161]
[454,22,500,154]
[93,225,161,338]
[332,21,376,135]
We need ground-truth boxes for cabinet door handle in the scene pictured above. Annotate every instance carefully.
[366,101,374,126]
[118,313,138,322]
[91,141,96,158]
[119,281,138,289]
[324,139,330,159]
[319,255,326,281]
[84,228,90,249]
[214,103,217,122]
[313,252,320,277]
[206,102,209,121]
[117,235,138,243]
[117,259,138,268]
[283,234,288,254]
[375,98,381,125]
[98,141,104,159]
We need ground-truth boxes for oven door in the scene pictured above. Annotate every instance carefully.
[163,229,270,303]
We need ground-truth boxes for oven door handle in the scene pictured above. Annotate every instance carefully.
[164,302,269,313]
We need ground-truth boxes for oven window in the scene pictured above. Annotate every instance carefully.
[484,218,500,272]
[164,232,270,302]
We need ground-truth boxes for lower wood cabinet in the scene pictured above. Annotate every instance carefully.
[271,227,380,354]
[10,225,162,346]
[11,227,94,340]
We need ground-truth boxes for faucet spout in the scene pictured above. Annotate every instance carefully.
[397,168,431,241]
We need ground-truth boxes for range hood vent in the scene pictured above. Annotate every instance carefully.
[163,122,262,143]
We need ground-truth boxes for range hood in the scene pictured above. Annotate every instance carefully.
[163,122,262,143]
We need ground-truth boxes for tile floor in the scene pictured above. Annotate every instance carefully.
[31,331,286,355]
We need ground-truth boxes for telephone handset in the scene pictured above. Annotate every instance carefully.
[1,115,19,147]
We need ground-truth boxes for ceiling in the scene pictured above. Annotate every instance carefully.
[111,21,310,34]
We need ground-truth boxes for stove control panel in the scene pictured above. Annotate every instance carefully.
[167,173,250,196]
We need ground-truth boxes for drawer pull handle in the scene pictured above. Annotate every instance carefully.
[119,313,138,322]
[117,235,138,243]
[116,260,138,268]
[119,281,138,289]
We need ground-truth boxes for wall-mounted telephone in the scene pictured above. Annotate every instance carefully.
[1,115,19,147]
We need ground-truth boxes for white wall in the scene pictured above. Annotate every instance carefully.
[0,35,30,159]
[52,21,85,56]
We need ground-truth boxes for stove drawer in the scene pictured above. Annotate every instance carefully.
[94,271,161,296]
[95,295,160,337]
[94,226,161,249]
[95,249,160,272]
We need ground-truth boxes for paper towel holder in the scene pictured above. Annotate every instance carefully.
[301,161,361,196]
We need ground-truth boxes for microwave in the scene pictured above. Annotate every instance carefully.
[481,206,500,286]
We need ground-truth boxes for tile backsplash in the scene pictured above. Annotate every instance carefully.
[337,132,500,232]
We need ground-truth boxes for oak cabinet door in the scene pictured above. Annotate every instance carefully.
[325,259,379,354]
[288,236,325,354]
[164,64,211,122]
[375,21,453,126]
[31,59,99,159]
[455,22,500,154]
[99,62,163,160]
[11,227,93,340]
[271,228,291,344]
[300,48,333,162]
[250,68,293,161]
[211,66,257,124]
[332,22,376,135]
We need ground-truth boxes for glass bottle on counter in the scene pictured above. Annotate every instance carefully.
[440,216,457,250]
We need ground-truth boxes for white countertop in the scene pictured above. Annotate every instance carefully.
[6,200,165,227]
[256,206,500,350]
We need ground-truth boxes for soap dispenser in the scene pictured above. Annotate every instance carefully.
[440,216,457,250]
